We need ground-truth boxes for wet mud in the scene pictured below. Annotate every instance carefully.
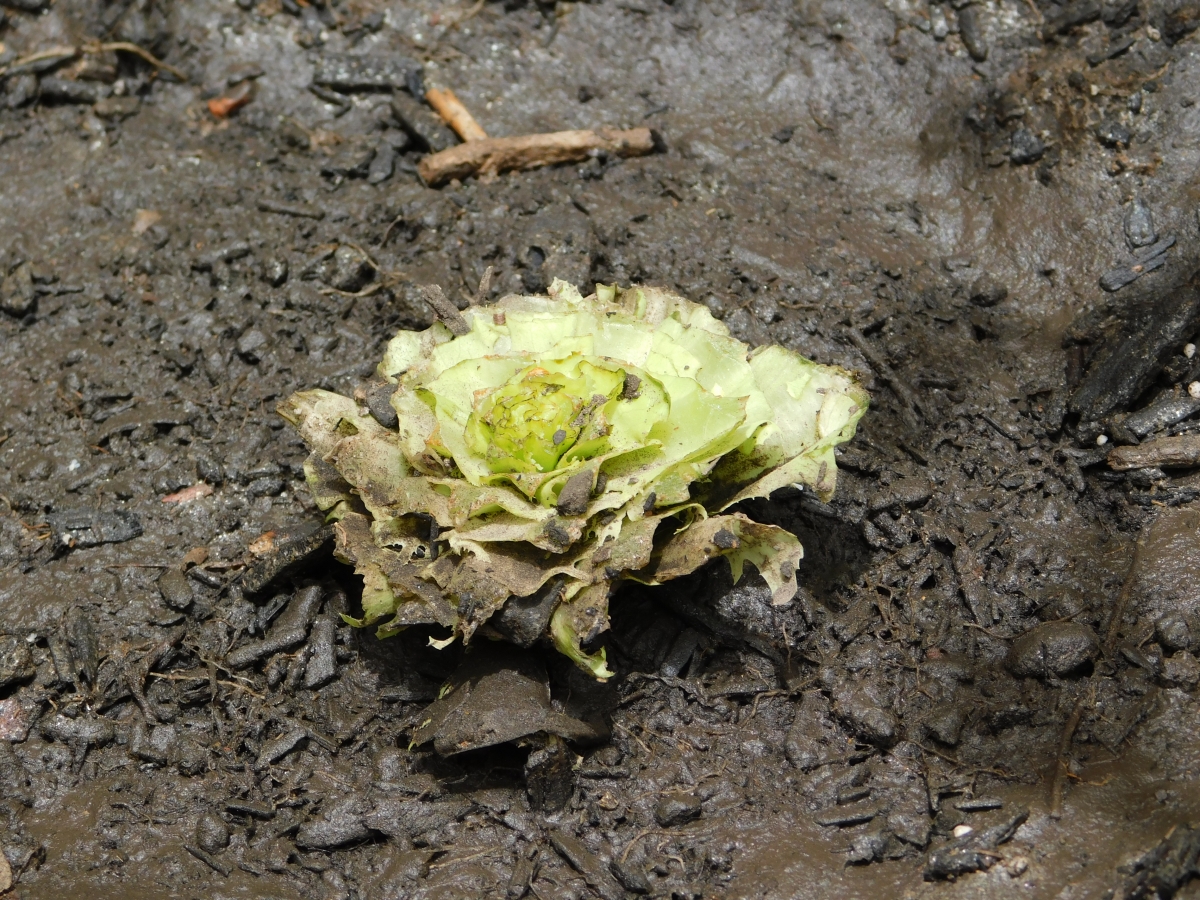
[2,0,1200,897]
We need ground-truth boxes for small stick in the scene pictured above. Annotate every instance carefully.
[471,265,494,306]
[1108,434,1200,471]
[419,127,656,186]
[91,42,189,82]
[1,45,77,75]
[1104,533,1146,649]
[420,285,470,335]
[425,87,488,142]
[1049,683,1093,818]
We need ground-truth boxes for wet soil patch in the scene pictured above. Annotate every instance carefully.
[3,0,1200,897]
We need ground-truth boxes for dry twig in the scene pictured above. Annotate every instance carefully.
[419,127,656,186]
[426,87,488,141]
[419,284,470,335]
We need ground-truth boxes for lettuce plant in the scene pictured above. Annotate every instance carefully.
[279,281,867,678]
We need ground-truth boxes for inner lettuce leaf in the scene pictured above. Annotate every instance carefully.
[280,280,868,678]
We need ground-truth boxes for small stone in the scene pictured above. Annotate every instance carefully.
[833,684,898,747]
[157,568,194,611]
[1096,434,1109,446]
[1161,651,1200,688]
[923,703,966,746]
[1155,614,1192,651]
[1007,856,1029,877]
[1009,129,1044,165]
[196,812,230,854]
[969,273,1008,307]
[655,792,703,827]
[0,698,30,742]
[1007,622,1098,678]
[0,636,34,691]
[6,74,38,109]
[931,6,949,39]
[1185,343,1197,359]
[261,258,288,287]
[1189,383,1200,400]
[958,5,989,62]
[1,262,36,317]
[93,95,140,121]
[367,142,396,184]
[846,830,887,864]
[328,246,373,293]
[1124,199,1157,248]
[1096,118,1130,148]
[237,328,268,363]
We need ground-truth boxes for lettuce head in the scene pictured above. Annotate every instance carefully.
[279,280,868,679]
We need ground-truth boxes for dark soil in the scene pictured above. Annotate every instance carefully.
[3,0,1200,898]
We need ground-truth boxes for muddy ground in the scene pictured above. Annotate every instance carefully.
[2,0,1200,897]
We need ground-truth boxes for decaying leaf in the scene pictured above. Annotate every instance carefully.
[280,280,868,677]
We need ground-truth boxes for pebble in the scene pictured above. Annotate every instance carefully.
[923,703,966,745]
[1124,199,1157,248]
[156,567,194,611]
[5,74,38,108]
[1007,622,1098,678]
[196,812,230,854]
[367,142,395,184]
[958,5,988,61]
[1155,613,1192,651]
[654,792,703,827]
[364,382,399,430]
[0,636,34,690]
[931,5,949,38]
[93,96,140,121]
[1009,129,1044,165]
[833,684,898,747]
[0,698,30,742]
[237,328,268,363]
[1,261,36,317]
[328,246,373,293]
[1096,119,1130,148]
[968,273,1008,307]
[321,142,376,180]
[261,258,288,287]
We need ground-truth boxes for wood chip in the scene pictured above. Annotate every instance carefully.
[1108,434,1200,470]
[418,127,656,187]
